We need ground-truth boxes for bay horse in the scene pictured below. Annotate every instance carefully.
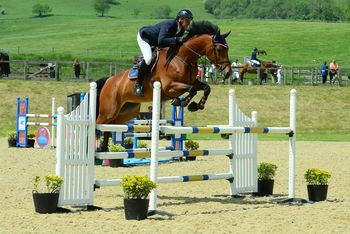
[237,60,277,83]
[0,52,10,77]
[96,20,232,152]
[256,49,267,55]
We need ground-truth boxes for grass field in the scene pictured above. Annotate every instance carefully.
[1,1,350,141]
[1,80,349,141]
[1,1,350,66]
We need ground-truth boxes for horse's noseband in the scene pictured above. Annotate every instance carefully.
[211,41,230,72]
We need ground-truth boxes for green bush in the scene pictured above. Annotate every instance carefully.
[304,168,331,185]
[108,143,125,152]
[258,162,278,180]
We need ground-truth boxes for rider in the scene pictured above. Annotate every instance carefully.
[133,9,194,97]
[250,48,261,67]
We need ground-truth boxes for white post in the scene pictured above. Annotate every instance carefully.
[88,82,97,205]
[56,106,65,207]
[149,82,161,212]
[51,98,55,149]
[289,89,297,198]
[228,89,235,195]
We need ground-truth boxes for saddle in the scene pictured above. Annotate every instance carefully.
[128,51,159,79]
[250,61,260,68]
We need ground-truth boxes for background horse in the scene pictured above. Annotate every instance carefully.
[237,60,277,83]
[0,52,10,77]
[96,20,232,152]
[256,49,267,55]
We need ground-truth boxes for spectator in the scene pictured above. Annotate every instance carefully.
[133,9,193,97]
[231,58,241,82]
[321,61,328,84]
[208,64,217,84]
[329,59,339,84]
[73,58,81,79]
[197,61,203,81]
[276,64,283,84]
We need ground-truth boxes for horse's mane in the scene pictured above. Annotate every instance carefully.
[185,20,219,39]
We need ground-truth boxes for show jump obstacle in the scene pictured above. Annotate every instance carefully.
[16,97,57,148]
[55,82,297,213]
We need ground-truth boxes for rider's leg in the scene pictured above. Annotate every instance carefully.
[134,33,152,97]
[134,59,149,97]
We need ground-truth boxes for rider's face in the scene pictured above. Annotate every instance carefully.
[179,18,191,29]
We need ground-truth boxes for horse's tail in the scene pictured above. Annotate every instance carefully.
[94,77,109,139]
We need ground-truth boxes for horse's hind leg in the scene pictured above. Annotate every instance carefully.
[97,132,111,152]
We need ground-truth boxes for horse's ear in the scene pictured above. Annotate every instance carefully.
[221,31,231,38]
[215,30,221,39]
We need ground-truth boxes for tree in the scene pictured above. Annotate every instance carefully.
[133,8,140,18]
[154,5,171,19]
[32,3,52,17]
[93,0,111,17]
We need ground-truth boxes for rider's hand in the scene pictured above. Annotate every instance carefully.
[176,37,184,44]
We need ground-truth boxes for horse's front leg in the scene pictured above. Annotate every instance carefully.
[186,80,211,112]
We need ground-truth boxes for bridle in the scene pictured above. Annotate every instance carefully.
[176,35,230,73]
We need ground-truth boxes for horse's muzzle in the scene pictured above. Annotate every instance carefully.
[221,66,232,79]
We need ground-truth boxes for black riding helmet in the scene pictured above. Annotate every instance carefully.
[176,9,194,20]
[254,48,258,51]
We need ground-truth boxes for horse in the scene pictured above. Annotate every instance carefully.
[96,20,232,152]
[0,52,10,77]
[256,49,267,55]
[237,60,277,83]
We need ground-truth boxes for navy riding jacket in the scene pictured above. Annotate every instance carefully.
[251,51,260,62]
[139,19,184,47]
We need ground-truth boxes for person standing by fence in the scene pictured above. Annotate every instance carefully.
[208,64,217,84]
[276,64,283,84]
[329,59,339,84]
[321,61,328,84]
[231,58,241,82]
[73,58,81,79]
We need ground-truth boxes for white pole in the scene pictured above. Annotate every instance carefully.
[56,106,64,207]
[149,81,161,212]
[51,98,55,149]
[88,82,97,205]
[228,89,235,195]
[289,89,297,198]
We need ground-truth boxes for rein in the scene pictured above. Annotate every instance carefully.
[176,36,230,73]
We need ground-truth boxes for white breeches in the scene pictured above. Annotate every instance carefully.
[137,32,152,65]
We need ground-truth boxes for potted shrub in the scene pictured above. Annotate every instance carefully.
[257,162,278,195]
[184,140,199,161]
[32,174,64,214]
[137,140,147,148]
[108,143,125,167]
[124,137,134,149]
[304,168,331,202]
[27,131,36,148]
[121,174,157,220]
[7,131,17,148]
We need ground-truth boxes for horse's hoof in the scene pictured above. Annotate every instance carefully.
[171,98,181,106]
[188,102,199,112]
[96,147,107,152]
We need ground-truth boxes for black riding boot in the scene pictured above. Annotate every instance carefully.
[133,60,149,97]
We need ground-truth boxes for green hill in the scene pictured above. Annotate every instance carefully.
[1,1,350,66]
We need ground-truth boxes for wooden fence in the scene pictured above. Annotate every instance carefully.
[1,60,349,86]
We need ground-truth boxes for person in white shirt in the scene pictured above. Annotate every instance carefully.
[276,64,283,84]
[231,59,241,82]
